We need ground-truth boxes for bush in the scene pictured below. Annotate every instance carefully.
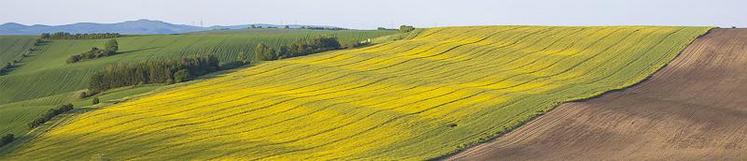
[173,69,190,83]
[0,134,13,147]
[77,90,98,99]
[104,39,119,53]
[28,104,74,129]
[254,43,276,62]
[399,25,415,33]
[237,51,250,64]
[0,62,13,75]
[78,91,88,99]
[66,55,82,64]
[92,97,100,104]
[66,39,118,64]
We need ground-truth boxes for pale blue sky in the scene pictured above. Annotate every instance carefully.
[1,0,744,29]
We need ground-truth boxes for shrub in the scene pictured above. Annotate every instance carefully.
[173,69,190,83]
[399,25,415,33]
[0,134,13,147]
[66,55,82,64]
[28,104,74,129]
[78,91,88,99]
[254,43,276,62]
[237,51,250,64]
[104,39,119,53]
[66,39,119,64]
[92,97,100,104]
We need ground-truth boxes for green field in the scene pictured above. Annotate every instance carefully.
[0,29,398,138]
[2,26,710,160]
[0,36,37,62]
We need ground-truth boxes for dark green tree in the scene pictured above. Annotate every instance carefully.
[104,39,119,53]
[254,43,276,62]
[0,134,13,147]
[399,25,415,33]
[173,69,190,83]
[238,51,251,64]
[40,33,51,39]
[92,97,100,104]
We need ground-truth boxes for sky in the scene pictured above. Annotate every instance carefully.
[1,0,744,29]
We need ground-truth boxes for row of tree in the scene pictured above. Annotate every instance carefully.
[85,35,343,93]
[377,27,396,30]
[302,26,348,30]
[246,25,348,30]
[28,104,74,129]
[66,39,119,63]
[88,55,220,93]
[399,25,415,33]
[41,32,120,40]
[247,36,342,62]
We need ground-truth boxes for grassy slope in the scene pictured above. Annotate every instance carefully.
[0,29,397,138]
[0,36,37,62]
[3,26,710,160]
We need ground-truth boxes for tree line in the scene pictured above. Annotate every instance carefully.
[88,55,220,93]
[301,26,348,30]
[41,32,120,40]
[399,25,415,33]
[66,39,119,63]
[85,35,346,94]
[28,104,74,129]
[246,25,347,30]
[247,36,342,62]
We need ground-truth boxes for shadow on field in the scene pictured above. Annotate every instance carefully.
[118,47,162,54]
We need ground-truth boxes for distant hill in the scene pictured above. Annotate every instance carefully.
[0,19,341,35]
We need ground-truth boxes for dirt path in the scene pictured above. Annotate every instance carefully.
[449,28,747,161]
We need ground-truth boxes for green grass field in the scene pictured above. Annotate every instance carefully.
[0,29,397,139]
[0,36,37,62]
[2,26,710,160]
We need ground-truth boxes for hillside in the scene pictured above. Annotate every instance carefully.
[0,36,37,62]
[2,26,710,160]
[0,29,397,139]
[449,28,746,161]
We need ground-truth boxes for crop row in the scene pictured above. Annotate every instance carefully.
[5,26,711,160]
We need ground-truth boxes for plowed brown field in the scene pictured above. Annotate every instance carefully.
[449,28,747,161]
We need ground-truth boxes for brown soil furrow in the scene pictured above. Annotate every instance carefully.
[449,28,747,161]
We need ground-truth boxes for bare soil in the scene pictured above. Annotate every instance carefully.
[449,28,747,161]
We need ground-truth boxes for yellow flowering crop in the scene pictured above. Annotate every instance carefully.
[5,26,710,160]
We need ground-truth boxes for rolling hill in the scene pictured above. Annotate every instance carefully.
[2,26,710,160]
[0,29,397,141]
[0,36,37,63]
[449,28,747,161]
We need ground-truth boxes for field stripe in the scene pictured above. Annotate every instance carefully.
[7,26,710,160]
[14,27,509,156]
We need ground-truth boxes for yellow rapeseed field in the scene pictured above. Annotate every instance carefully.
[4,26,710,160]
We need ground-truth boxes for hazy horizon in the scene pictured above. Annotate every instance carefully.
[2,0,745,29]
